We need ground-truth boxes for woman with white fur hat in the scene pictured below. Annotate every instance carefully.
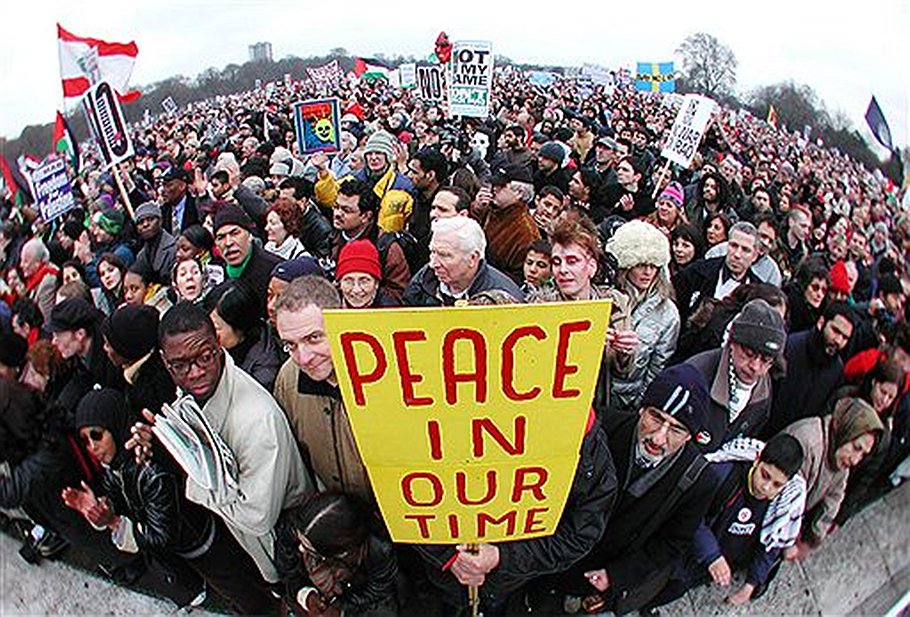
[607,220,681,412]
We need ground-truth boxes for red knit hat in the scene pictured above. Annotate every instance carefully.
[829,260,851,295]
[336,240,382,280]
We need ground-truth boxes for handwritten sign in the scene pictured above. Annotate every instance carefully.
[418,65,446,103]
[325,301,612,543]
[661,94,716,168]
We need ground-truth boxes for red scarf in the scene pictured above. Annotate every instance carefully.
[25,262,59,292]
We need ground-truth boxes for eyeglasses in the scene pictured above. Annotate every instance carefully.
[164,347,218,377]
[339,277,376,291]
[736,344,775,367]
[808,281,828,294]
[642,408,690,440]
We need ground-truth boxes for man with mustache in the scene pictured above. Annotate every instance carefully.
[557,364,719,615]
[213,203,281,302]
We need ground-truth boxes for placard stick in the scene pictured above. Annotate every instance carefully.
[111,163,134,219]
[467,543,480,617]
[651,159,671,199]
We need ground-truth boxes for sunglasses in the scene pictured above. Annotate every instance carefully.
[83,427,106,443]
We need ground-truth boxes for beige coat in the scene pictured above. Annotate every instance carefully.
[184,353,312,582]
[273,359,373,504]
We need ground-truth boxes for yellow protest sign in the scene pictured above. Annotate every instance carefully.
[324,300,612,544]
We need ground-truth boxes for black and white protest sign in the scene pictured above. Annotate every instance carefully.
[417,65,446,103]
[81,80,134,168]
[162,96,177,115]
[661,94,716,168]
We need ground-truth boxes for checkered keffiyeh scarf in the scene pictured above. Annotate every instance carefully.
[706,437,807,550]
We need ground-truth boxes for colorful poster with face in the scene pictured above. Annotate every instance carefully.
[293,97,342,155]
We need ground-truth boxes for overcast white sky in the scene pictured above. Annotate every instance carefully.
[2,0,907,159]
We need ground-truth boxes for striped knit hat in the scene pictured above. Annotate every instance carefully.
[640,364,710,440]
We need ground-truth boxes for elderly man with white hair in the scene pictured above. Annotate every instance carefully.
[19,237,59,322]
[402,216,523,306]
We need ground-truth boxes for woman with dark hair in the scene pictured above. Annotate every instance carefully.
[567,167,604,215]
[673,283,789,363]
[95,252,127,315]
[600,155,653,222]
[122,264,172,315]
[274,492,398,616]
[686,171,731,232]
[207,280,281,390]
[265,197,308,260]
[59,260,88,287]
[704,211,732,250]
[832,356,904,524]
[786,256,830,331]
[669,224,704,276]
[174,224,215,263]
[174,224,225,288]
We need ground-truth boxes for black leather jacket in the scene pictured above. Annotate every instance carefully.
[274,516,398,614]
[101,457,214,557]
[299,203,333,259]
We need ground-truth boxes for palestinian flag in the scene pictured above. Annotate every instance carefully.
[354,57,390,82]
[0,154,33,206]
[54,111,80,173]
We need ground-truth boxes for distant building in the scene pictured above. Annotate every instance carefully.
[249,42,273,62]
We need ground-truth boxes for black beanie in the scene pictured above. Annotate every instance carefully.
[213,203,254,234]
[0,330,28,369]
[75,388,131,445]
[101,305,160,362]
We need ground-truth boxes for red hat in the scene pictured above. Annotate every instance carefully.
[337,240,381,281]
[829,260,851,295]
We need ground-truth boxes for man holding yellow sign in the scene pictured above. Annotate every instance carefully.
[320,284,618,615]
[272,274,618,614]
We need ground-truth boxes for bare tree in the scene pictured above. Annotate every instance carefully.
[676,33,737,98]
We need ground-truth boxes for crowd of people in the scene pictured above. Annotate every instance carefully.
[1,63,909,616]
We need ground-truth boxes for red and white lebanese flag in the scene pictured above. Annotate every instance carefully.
[58,23,141,104]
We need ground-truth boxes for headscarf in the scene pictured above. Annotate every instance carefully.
[828,397,884,470]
